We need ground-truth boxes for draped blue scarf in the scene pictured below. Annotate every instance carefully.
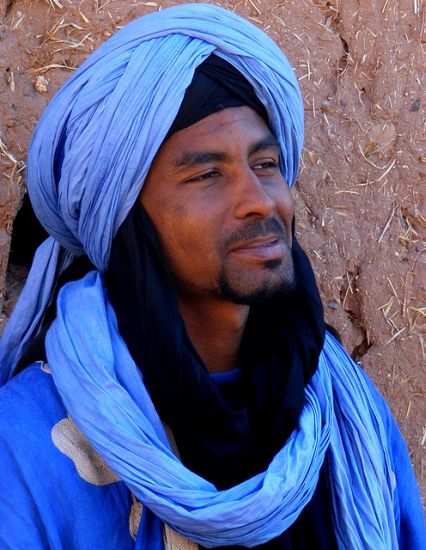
[0,3,397,548]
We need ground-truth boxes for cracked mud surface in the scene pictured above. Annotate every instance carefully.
[0,0,425,498]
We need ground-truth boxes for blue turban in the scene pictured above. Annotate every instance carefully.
[0,5,399,549]
[28,3,303,267]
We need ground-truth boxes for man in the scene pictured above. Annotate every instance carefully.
[0,4,424,549]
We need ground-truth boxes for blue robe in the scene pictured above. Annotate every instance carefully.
[0,362,424,549]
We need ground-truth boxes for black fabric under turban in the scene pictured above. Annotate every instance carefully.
[166,54,269,138]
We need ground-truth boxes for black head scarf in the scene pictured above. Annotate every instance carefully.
[105,55,325,489]
[166,54,269,138]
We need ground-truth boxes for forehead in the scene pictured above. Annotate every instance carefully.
[156,106,275,166]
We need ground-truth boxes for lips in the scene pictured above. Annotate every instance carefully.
[230,234,286,261]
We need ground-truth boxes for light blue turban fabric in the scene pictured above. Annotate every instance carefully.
[0,4,399,548]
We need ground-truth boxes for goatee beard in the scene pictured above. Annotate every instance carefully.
[217,259,296,305]
[217,216,296,305]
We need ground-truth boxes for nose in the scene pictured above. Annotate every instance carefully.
[233,166,275,220]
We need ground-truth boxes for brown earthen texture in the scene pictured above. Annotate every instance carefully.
[0,0,425,498]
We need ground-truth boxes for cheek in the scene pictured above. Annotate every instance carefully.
[141,184,224,278]
[285,192,296,218]
[273,184,295,222]
[141,191,186,263]
[156,208,217,270]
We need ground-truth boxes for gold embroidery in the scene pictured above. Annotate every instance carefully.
[163,523,199,550]
[51,416,198,547]
[51,417,120,486]
[40,361,51,374]
[129,494,143,541]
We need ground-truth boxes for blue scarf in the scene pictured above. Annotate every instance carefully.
[0,4,397,548]
[44,271,397,549]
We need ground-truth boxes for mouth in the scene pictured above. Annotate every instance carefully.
[230,235,286,261]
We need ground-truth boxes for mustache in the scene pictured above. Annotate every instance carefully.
[221,217,288,249]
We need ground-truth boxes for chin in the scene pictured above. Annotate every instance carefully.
[218,264,296,305]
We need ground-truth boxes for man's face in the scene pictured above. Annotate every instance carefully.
[140,106,295,305]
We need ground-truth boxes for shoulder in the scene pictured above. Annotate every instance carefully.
[358,366,426,548]
[0,361,70,503]
[323,332,402,432]
[0,362,134,549]
[0,362,66,448]
[0,363,66,547]
[324,333,426,548]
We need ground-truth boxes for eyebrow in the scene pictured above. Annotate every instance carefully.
[174,134,279,168]
[249,135,279,156]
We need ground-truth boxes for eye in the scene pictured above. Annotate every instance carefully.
[252,159,280,173]
[185,170,221,184]
[253,160,278,169]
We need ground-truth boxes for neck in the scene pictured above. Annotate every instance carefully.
[178,296,249,373]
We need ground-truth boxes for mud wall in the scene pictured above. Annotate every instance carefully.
[0,0,425,496]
